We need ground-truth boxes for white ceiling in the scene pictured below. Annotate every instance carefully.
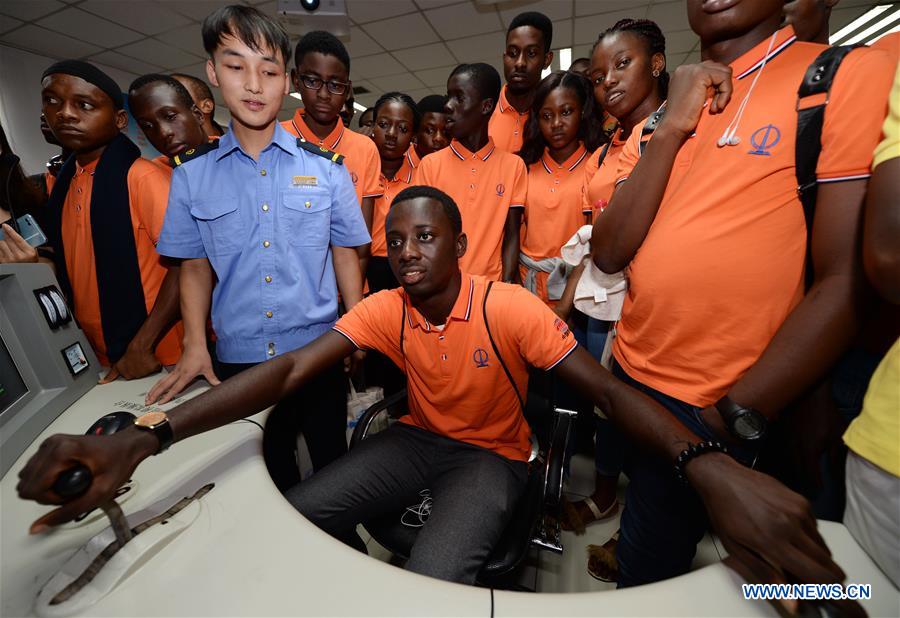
[0,0,882,122]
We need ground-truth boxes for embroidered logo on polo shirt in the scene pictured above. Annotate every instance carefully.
[554,317,571,339]
[749,124,781,156]
[473,348,489,368]
[496,183,505,197]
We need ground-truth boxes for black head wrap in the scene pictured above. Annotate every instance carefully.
[42,60,124,109]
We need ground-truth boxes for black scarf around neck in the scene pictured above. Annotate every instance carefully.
[45,132,147,363]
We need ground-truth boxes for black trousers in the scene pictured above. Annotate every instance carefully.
[285,423,528,584]
[216,356,347,492]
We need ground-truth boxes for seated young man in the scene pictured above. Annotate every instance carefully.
[589,0,893,587]
[406,94,449,167]
[20,187,847,597]
[128,74,211,171]
[170,73,224,137]
[417,64,527,283]
[39,60,183,382]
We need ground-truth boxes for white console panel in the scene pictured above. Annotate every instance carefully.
[3,373,897,617]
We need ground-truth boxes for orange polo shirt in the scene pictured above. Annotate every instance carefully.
[405,146,421,169]
[371,155,417,257]
[61,157,183,367]
[582,126,635,215]
[871,31,899,64]
[282,111,383,206]
[489,85,528,154]
[334,275,578,461]
[417,139,527,280]
[520,144,590,303]
[150,155,173,175]
[611,27,893,407]
[44,171,56,197]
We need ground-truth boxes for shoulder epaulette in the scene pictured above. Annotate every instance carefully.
[170,140,220,167]
[296,138,344,165]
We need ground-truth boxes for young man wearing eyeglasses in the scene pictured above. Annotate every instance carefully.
[282,31,383,259]
[146,6,371,488]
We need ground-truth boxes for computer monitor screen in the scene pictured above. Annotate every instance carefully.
[0,334,28,417]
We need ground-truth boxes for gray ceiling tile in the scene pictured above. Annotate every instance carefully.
[350,52,406,78]
[346,0,417,24]
[369,72,426,92]
[88,49,165,75]
[553,18,573,48]
[345,26,383,58]
[154,22,206,57]
[152,0,224,23]
[571,44,593,61]
[415,65,456,88]
[169,61,212,80]
[646,1,690,33]
[574,0,645,17]
[445,31,502,61]
[392,42,456,71]
[80,0,192,35]
[498,0,574,26]
[425,2,503,40]
[0,1,65,22]
[0,14,24,34]
[573,9,634,44]
[665,28,699,56]
[363,12,439,49]
[116,37,204,70]
[406,87,436,100]
[37,7,145,47]
[415,0,465,9]
[0,24,102,58]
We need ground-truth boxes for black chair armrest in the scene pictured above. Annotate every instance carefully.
[349,388,408,449]
[543,408,576,509]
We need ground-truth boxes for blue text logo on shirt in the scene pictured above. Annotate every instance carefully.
[473,348,489,368]
[748,124,781,156]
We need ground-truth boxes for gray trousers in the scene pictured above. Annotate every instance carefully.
[285,423,528,584]
[844,450,900,587]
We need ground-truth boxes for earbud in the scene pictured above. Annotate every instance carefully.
[717,134,741,147]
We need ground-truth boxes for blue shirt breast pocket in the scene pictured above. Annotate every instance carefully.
[189,197,243,257]
[282,189,332,247]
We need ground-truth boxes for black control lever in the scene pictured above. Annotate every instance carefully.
[52,465,132,545]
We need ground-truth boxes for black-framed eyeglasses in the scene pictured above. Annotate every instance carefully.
[299,74,350,95]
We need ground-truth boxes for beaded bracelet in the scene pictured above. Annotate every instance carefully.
[674,440,729,485]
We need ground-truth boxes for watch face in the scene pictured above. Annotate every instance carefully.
[734,412,765,440]
[136,411,167,428]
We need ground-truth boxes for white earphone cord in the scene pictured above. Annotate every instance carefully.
[717,31,779,148]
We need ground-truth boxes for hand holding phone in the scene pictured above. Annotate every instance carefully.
[0,221,40,263]
[0,214,48,247]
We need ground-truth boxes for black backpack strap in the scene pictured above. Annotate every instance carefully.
[483,281,526,413]
[639,106,666,156]
[795,44,861,290]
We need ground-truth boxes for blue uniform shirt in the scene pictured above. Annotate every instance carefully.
[157,123,371,363]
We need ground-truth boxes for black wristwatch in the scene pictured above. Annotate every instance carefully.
[714,395,767,442]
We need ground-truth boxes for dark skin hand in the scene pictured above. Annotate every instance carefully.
[862,156,900,304]
[99,263,182,384]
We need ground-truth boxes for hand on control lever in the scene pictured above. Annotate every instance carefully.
[16,428,158,533]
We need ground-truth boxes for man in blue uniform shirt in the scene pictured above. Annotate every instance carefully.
[146,5,369,489]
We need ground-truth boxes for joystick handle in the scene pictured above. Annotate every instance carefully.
[53,465,92,498]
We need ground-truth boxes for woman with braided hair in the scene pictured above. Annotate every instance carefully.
[555,18,669,583]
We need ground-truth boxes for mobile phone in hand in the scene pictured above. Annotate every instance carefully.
[0,214,48,247]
